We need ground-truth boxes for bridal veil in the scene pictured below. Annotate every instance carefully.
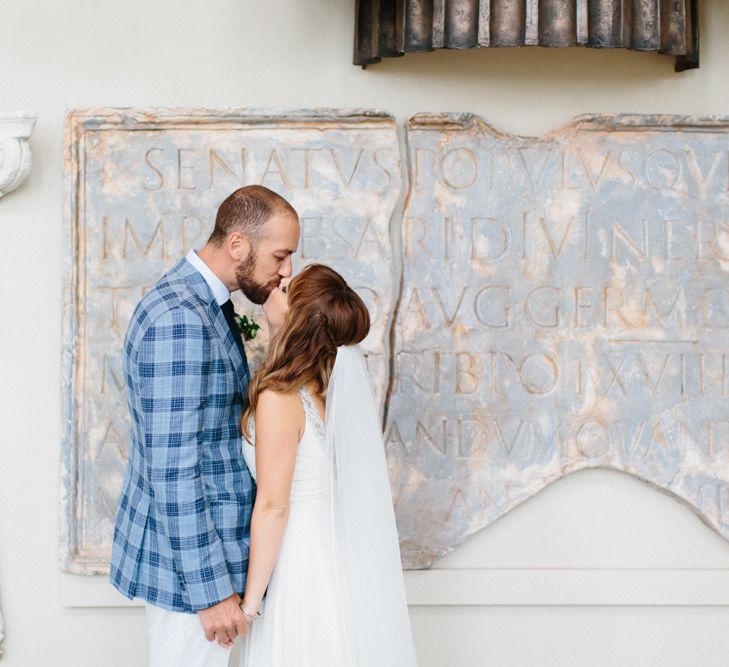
[325,345,418,667]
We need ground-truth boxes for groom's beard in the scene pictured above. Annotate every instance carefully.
[235,250,280,305]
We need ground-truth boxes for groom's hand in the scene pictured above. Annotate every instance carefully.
[197,593,249,647]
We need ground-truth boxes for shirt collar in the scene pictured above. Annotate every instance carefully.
[185,249,230,306]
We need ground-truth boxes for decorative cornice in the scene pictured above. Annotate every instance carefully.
[0,111,37,198]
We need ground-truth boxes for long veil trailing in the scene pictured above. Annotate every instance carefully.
[325,345,418,667]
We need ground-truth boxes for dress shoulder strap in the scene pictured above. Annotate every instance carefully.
[297,385,326,441]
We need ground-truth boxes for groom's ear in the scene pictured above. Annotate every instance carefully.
[227,231,250,261]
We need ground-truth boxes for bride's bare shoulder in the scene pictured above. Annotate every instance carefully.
[256,388,305,437]
[257,388,301,408]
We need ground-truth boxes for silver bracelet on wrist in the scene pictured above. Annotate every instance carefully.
[241,604,262,620]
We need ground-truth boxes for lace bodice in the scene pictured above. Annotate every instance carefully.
[242,386,330,501]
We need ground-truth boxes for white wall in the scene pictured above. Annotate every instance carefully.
[2,1,729,665]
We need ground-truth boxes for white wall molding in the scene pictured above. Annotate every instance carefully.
[60,568,729,608]
[405,568,729,606]
[0,111,36,198]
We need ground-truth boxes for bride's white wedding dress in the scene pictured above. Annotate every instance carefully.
[240,387,355,665]
[239,346,418,667]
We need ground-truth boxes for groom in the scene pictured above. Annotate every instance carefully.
[110,185,300,666]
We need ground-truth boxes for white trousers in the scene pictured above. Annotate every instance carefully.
[146,604,240,667]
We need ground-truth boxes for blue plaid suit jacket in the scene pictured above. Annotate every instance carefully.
[110,257,255,613]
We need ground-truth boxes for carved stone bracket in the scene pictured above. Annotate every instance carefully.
[0,111,37,198]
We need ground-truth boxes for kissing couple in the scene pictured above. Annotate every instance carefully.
[110,185,418,666]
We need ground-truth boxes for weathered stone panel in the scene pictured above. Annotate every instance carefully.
[388,113,729,568]
[63,108,729,574]
[62,108,401,572]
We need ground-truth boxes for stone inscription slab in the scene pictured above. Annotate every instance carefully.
[387,113,729,568]
[62,108,401,572]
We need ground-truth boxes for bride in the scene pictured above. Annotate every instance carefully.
[238,263,418,666]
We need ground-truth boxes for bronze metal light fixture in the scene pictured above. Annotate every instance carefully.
[354,0,699,72]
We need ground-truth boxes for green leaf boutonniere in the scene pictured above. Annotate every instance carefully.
[233,313,261,342]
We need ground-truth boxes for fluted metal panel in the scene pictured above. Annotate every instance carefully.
[539,0,577,47]
[525,0,539,44]
[477,0,491,45]
[444,0,480,47]
[631,0,659,50]
[355,0,378,64]
[432,0,446,47]
[377,0,402,57]
[405,0,435,51]
[660,0,687,55]
[587,0,622,47]
[354,0,699,70]
[676,0,698,71]
[491,0,527,46]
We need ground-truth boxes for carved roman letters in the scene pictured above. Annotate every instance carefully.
[63,109,729,572]
[388,113,729,567]
[62,109,400,572]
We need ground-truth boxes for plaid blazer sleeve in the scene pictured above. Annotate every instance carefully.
[138,306,234,610]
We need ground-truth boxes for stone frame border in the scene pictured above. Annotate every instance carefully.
[60,107,400,573]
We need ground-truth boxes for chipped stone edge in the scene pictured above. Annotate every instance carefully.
[407,461,729,569]
[60,107,401,575]
[61,110,87,574]
[400,111,729,569]
[65,106,396,132]
[408,111,729,140]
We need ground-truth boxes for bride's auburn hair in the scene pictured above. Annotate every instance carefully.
[241,263,370,439]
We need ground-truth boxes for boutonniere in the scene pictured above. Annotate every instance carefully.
[234,313,261,342]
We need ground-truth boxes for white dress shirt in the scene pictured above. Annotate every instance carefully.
[185,249,230,306]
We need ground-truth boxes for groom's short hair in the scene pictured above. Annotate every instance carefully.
[209,185,297,246]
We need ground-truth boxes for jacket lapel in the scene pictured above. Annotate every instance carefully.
[209,303,250,396]
[174,258,250,395]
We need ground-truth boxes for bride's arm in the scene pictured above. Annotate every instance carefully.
[241,389,302,616]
